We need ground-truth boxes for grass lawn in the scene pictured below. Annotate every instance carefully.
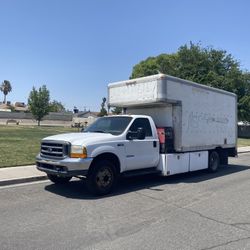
[237,138,250,147]
[0,125,77,168]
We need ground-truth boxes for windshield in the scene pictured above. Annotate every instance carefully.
[83,116,132,135]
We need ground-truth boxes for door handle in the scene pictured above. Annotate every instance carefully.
[153,141,157,148]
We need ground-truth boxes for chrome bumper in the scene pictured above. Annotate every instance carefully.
[36,154,93,176]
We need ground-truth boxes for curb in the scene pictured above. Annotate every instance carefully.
[0,175,48,187]
[238,150,250,154]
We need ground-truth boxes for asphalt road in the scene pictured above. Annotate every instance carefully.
[1,154,250,250]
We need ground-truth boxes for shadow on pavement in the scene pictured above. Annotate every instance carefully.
[44,163,250,200]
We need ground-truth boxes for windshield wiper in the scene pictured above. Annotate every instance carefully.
[92,130,105,133]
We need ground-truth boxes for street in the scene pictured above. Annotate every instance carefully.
[1,153,250,250]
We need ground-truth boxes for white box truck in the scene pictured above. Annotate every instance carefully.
[36,74,237,195]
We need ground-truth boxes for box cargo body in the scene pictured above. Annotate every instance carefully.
[108,74,237,152]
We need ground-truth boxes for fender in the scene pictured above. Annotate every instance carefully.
[89,144,127,172]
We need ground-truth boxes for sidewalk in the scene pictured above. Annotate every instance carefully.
[0,165,47,186]
[1,146,250,187]
[237,146,250,154]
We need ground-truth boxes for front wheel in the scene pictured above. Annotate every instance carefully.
[47,174,72,184]
[208,151,220,172]
[86,160,118,196]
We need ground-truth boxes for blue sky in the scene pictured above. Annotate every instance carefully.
[0,0,249,111]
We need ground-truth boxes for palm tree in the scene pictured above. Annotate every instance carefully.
[0,80,12,104]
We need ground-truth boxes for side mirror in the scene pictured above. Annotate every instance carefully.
[126,131,134,140]
[137,127,146,140]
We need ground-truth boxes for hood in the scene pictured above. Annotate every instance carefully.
[42,132,117,146]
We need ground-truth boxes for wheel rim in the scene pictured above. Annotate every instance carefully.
[95,167,113,189]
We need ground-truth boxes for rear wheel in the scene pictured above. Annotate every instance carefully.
[208,151,220,172]
[47,174,72,184]
[86,160,118,195]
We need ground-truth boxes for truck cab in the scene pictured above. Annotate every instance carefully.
[36,115,160,195]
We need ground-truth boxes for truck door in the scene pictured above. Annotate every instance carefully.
[125,118,159,170]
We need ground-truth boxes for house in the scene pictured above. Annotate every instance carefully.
[0,103,11,112]
[14,102,29,112]
[72,111,98,127]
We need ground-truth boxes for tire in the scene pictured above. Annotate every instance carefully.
[208,151,220,172]
[86,160,118,196]
[47,174,72,184]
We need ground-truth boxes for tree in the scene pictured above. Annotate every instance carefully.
[111,107,122,114]
[28,85,50,126]
[49,100,65,112]
[130,42,250,121]
[238,95,250,122]
[0,80,12,104]
[98,97,108,117]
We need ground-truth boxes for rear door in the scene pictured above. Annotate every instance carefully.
[124,118,159,170]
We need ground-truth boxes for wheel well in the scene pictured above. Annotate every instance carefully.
[90,153,121,173]
[214,147,222,152]
[210,147,224,155]
[212,147,229,165]
[214,147,228,155]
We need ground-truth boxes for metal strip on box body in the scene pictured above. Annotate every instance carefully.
[166,75,236,98]
[235,95,238,153]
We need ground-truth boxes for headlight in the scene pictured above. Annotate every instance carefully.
[70,145,87,158]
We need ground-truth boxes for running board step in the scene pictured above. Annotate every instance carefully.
[122,167,161,178]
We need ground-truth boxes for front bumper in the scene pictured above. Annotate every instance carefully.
[36,154,93,177]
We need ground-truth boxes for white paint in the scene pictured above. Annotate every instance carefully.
[165,153,189,175]
[189,151,208,171]
[127,106,173,127]
[156,154,167,174]
[109,79,157,104]
[108,74,237,152]
[158,151,208,176]
[167,79,236,151]
[108,75,161,106]
[124,138,159,171]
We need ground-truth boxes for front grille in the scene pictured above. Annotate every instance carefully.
[40,141,70,159]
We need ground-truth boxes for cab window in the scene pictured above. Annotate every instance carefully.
[129,118,152,137]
